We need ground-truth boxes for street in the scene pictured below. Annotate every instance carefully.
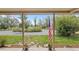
[0,30,48,35]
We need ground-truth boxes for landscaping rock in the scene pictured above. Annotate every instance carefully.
[30,42,35,45]
[44,44,48,48]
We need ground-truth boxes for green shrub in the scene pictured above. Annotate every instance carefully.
[25,27,34,32]
[0,23,8,29]
[56,15,79,36]
[12,28,22,32]
[26,26,42,32]
[33,26,42,32]
[13,26,42,32]
[0,39,6,47]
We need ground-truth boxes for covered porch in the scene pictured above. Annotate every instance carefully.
[0,8,79,51]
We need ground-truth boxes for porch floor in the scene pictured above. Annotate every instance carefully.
[0,48,79,51]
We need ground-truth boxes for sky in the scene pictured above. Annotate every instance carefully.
[1,13,79,25]
[1,14,52,25]
[26,15,51,25]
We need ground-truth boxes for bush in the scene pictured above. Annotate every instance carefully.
[33,26,42,32]
[13,26,42,32]
[56,15,79,36]
[0,23,8,29]
[26,26,42,32]
[0,39,6,47]
[12,28,22,32]
[25,27,34,32]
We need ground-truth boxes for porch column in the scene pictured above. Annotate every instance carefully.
[52,13,55,51]
[22,13,28,51]
[22,13,25,50]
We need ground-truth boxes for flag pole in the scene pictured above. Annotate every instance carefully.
[48,16,52,51]
[48,38,52,51]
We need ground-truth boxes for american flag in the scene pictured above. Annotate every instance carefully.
[48,18,52,40]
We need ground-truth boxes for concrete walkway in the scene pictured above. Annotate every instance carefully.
[0,48,79,51]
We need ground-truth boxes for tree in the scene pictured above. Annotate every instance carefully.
[0,15,19,30]
[5,16,17,28]
[44,16,50,28]
[0,16,8,29]
[56,15,79,36]
[38,19,44,27]
[34,18,37,27]
[25,20,31,28]
[18,15,30,28]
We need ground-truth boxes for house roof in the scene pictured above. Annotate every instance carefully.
[0,8,79,13]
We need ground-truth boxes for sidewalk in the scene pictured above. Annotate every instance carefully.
[0,48,79,51]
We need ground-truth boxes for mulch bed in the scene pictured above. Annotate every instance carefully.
[55,44,79,48]
[1,45,79,48]
[0,45,23,48]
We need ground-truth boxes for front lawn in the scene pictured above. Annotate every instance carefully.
[0,35,79,46]
[55,35,79,46]
[0,35,22,44]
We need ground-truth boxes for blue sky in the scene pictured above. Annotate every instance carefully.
[5,14,51,25]
[26,15,50,25]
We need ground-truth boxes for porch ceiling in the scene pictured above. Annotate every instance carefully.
[0,8,78,13]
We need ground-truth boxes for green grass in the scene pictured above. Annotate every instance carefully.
[0,35,79,46]
[0,35,22,44]
[24,35,48,45]
[55,35,79,45]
